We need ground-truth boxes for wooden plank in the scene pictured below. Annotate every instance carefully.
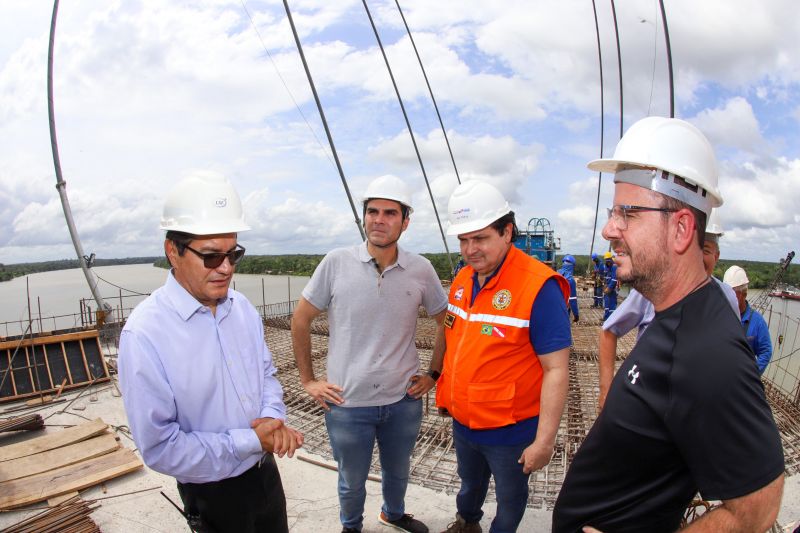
[0,330,100,351]
[0,419,108,463]
[46,491,79,506]
[0,433,120,482]
[0,448,142,509]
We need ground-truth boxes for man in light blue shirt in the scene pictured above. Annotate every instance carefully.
[119,173,302,533]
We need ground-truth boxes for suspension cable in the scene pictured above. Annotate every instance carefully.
[658,0,675,118]
[361,0,453,271]
[282,0,366,241]
[610,0,624,138]
[588,0,606,267]
[394,0,461,185]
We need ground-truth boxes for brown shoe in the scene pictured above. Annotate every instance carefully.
[440,514,481,533]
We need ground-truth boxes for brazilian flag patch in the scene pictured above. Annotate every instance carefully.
[480,324,493,336]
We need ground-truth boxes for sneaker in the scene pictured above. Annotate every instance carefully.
[342,528,359,533]
[378,511,429,533]
[441,513,482,533]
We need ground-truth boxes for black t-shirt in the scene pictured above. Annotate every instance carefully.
[553,281,784,533]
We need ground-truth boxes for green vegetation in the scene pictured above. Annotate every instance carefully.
[0,257,161,283]
[5,252,797,289]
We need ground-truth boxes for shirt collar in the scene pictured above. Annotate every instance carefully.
[165,269,233,321]
[358,241,407,270]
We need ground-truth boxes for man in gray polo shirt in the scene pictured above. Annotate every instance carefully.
[292,175,448,533]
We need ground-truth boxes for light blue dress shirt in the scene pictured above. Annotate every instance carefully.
[118,271,286,484]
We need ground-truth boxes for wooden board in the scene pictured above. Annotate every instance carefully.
[0,448,142,509]
[0,330,110,403]
[0,433,120,483]
[0,418,107,463]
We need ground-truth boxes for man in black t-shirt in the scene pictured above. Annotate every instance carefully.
[553,117,784,532]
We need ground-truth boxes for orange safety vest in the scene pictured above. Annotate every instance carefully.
[436,246,568,430]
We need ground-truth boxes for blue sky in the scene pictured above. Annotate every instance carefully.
[1,0,798,265]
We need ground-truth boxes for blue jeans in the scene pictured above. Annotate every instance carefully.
[325,394,423,531]
[453,427,531,533]
[603,291,617,321]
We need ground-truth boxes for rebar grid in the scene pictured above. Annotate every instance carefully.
[264,293,800,510]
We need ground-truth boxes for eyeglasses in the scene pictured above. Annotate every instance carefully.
[606,205,676,230]
[184,244,246,269]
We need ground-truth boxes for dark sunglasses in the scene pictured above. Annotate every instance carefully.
[184,244,246,269]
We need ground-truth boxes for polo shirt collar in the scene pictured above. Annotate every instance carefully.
[358,241,407,270]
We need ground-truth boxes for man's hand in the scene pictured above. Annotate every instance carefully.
[573,315,579,323]
[518,439,554,474]
[251,417,304,458]
[303,379,344,410]
[604,287,610,295]
[407,374,436,399]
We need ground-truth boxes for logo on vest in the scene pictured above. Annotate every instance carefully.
[444,312,456,329]
[454,286,464,302]
[627,364,640,384]
[479,324,505,338]
[492,289,512,310]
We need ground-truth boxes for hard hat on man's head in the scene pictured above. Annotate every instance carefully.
[446,180,512,236]
[723,265,749,291]
[604,251,614,260]
[160,172,250,235]
[591,253,599,261]
[705,209,724,243]
[588,117,723,215]
[562,255,576,265]
[362,175,413,214]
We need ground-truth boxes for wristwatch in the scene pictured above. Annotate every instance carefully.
[427,369,441,381]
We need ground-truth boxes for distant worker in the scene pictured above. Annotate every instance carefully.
[558,255,579,323]
[591,253,603,308]
[553,116,783,532]
[602,251,617,320]
[435,180,571,533]
[596,209,739,410]
[724,265,773,374]
[119,173,303,533]
[291,175,448,533]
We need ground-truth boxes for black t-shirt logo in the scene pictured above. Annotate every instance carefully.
[627,364,640,384]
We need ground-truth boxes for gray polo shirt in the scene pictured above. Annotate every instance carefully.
[302,242,448,407]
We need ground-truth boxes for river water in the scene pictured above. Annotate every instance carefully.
[0,264,309,336]
[2,264,799,393]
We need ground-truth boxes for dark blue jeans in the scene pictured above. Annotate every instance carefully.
[325,394,423,531]
[453,426,531,533]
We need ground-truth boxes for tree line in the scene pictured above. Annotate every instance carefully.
[3,252,797,290]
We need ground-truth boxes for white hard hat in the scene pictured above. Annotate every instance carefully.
[446,180,511,236]
[362,175,413,214]
[723,265,749,290]
[588,116,723,215]
[706,208,724,237]
[160,173,251,235]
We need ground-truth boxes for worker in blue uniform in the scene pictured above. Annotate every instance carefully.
[602,251,617,321]
[724,265,773,374]
[558,255,580,323]
[591,253,604,308]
